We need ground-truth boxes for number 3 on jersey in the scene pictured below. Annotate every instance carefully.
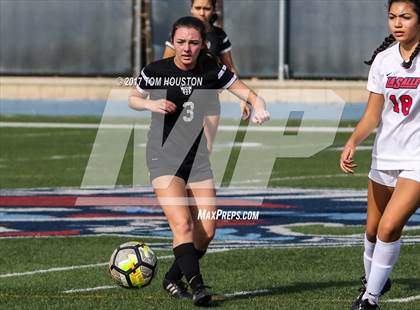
[183,101,194,122]
[390,95,413,116]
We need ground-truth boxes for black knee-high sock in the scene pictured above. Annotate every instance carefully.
[196,248,207,259]
[165,247,207,282]
[172,243,203,290]
[165,260,183,282]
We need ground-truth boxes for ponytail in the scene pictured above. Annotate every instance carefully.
[402,42,420,68]
[365,34,396,66]
[209,13,218,25]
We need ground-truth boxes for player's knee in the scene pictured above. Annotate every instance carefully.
[204,228,215,243]
[365,230,377,243]
[195,229,215,247]
[173,220,193,238]
[378,221,402,242]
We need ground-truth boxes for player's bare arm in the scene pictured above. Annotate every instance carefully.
[128,89,177,114]
[227,79,270,124]
[340,92,384,174]
[220,52,251,119]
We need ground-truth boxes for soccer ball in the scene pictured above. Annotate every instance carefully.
[108,241,157,288]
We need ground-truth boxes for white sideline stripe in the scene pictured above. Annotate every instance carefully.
[0,122,141,129]
[231,173,369,185]
[225,289,420,302]
[386,295,420,303]
[61,289,420,300]
[0,121,357,132]
[270,173,368,181]
[0,250,231,279]
[329,145,373,151]
[74,279,298,296]
[0,186,368,197]
[62,286,274,296]
[224,289,271,297]
[63,285,117,293]
[0,262,108,278]
[0,255,173,279]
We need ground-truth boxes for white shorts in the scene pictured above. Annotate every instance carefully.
[368,169,420,187]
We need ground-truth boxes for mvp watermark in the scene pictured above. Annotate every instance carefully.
[81,87,345,189]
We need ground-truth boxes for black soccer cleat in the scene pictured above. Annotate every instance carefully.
[192,285,212,306]
[351,278,368,310]
[358,299,380,310]
[350,275,391,310]
[162,277,192,299]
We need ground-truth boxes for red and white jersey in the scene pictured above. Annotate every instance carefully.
[367,43,420,170]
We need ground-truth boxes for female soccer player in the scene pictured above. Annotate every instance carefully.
[129,16,269,306]
[340,1,420,309]
[163,0,250,150]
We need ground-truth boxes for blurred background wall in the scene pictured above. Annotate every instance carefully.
[0,0,133,76]
[0,0,388,79]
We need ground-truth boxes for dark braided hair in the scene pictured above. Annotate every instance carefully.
[364,34,396,65]
[402,40,420,67]
[365,0,420,68]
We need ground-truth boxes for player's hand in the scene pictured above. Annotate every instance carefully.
[149,99,177,114]
[240,100,252,120]
[340,143,358,174]
[251,108,270,124]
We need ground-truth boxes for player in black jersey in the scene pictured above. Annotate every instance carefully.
[163,0,250,151]
[128,16,269,306]
[163,0,237,73]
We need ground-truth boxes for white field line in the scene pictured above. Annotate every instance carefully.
[231,173,369,185]
[64,287,282,296]
[270,173,368,181]
[0,255,172,279]
[62,288,420,301]
[329,145,372,151]
[0,186,365,196]
[0,121,358,133]
[0,249,230,279]
[0,122,113,129]
[385,295,420,303]
[0,234,172,241]
[0,155,88,163]
[6,237,415,250]
[63,285,118,293]
[0,262,109,278]
[223,289,272,297]
[225,289,420,303]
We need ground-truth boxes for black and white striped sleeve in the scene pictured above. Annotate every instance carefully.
[165,33,174,50]
[165,40,174,49]
[219,31,232,55]
[136,66,154,96]
[216,65,237,89]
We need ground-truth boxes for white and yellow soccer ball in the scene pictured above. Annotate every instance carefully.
[108,241,157,288]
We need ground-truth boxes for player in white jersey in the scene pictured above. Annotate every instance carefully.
[340,1,420,309]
